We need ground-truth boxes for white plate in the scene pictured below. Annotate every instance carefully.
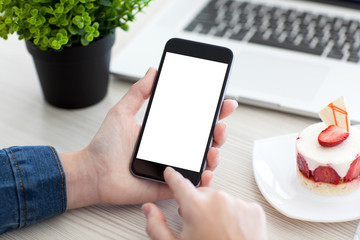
[253,133,360,222]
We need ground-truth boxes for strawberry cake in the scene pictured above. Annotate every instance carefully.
[296,97,360,195]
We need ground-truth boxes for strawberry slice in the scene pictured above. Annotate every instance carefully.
[344,156,360,182]
[318,125,349,147]
[297,153,311,178]
[313,166,341,184]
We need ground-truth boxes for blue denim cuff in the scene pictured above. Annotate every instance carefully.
[0,146,67,234]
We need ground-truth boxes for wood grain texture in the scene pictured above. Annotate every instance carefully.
[0,0,358,238]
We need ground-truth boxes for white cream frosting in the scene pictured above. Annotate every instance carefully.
[296,122,360,178]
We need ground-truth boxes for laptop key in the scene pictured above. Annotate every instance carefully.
[184,21,198,32]
[214,26,231,37]
[249,33,324,55]
[229,29,249,41]
[199,23,215,34]
[327,51,343,60]
[349,46,360,55]
[327,46,344,59]
[195,13,217,24]
[184,0,360,62]
[348,55,360,63]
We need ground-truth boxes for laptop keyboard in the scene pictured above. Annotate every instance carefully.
[184,0,360,63]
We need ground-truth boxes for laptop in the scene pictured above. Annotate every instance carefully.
[110,0,360,122]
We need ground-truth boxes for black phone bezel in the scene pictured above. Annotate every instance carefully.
[130,38,233,185]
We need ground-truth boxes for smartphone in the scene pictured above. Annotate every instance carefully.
[130,38,233,186]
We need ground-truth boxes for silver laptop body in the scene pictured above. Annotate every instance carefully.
[111,0,360,122]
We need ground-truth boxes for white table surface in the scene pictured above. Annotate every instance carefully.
[0,1,358,239]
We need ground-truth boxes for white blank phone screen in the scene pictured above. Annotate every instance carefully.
[136,52,228,172]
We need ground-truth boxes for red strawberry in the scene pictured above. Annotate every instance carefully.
[297,153,311,178]
[344,156,360,182]
[313,166,341,184]
[318,125,349,147]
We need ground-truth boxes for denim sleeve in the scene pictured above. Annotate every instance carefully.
[0,146,67,234]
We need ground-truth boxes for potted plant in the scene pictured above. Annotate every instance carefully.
[0,0,151,108]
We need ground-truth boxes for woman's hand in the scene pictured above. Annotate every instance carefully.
[142,167,268,240]
[61,68,238,209]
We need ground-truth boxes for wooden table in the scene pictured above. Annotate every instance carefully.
[0,1,357,239]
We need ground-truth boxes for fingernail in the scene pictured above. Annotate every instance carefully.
[144,68,152,77]
[146,67,157,75]
[232,100,239,109]
[163,167,171,178]
[164,166,174,174]
[142,203,151,217]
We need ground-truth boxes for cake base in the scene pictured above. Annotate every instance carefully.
[297,168,360,195]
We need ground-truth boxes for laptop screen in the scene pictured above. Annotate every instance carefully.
[310,0,360,9]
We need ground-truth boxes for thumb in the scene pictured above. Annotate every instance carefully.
[142,203,178,240]
[117,67,157,115]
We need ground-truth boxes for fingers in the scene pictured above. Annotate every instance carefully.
[213,100,237,148]
[205,147,219,171]
[163,167,198,206]
[200,170,213,187]
[212,122,227,148]
[142,203,177,240]
[219,99,238,120]
[117,67,157,115]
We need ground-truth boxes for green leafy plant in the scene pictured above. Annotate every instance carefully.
[0,0,151,50]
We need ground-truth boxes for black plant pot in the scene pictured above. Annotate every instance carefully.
[26,34,115,109]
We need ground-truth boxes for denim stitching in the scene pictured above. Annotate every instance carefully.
[10,149,27,227]
[49,146,66,213]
